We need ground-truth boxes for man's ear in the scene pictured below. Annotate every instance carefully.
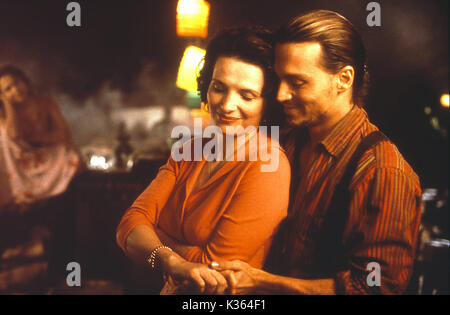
[336,65,354,92]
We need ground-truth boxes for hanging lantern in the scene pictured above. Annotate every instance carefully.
[176,0,210,38]
[176,45,206,92]
[440,94,449,108]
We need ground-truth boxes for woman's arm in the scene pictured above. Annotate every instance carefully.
[126,224,227,293]
[1,99,21,140]
[155,226,193,257]
[116,158,227,293]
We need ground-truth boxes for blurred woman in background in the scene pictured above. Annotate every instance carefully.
[0,65,80,208]
[0,65,81,289]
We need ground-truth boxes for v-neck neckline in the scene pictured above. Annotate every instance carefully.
[185,130,257,197]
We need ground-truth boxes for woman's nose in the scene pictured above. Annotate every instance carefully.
[221,92,238,112]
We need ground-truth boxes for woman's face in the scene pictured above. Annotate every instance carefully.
[207,56,266,135]
[0,74,30,105]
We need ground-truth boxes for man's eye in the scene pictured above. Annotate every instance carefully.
[291,81,305,89]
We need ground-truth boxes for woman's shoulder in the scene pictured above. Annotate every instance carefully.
[34,94,58,108]
[242,132,291,175]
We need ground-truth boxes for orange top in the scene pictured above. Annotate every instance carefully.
[116,134,290,268]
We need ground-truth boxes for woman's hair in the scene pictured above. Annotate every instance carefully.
[276,10,369,107]
[197,26,284,127]
[0,65,31,91]
[0,65,33,118]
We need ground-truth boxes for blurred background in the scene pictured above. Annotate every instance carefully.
[0,0,448,294]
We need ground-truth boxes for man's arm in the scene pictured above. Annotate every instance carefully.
[214,163,421,295]
[212,260,335,295]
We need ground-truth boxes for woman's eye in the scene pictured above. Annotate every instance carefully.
[211,83,225,93]
[241,92,258,101]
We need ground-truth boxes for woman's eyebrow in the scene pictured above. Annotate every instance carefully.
[210,78,225,85]
[239,88,260,97]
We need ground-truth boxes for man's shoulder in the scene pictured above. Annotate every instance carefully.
[355,124,420,187]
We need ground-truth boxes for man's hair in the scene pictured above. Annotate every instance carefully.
[0,65,31,92]
[276,10,369,107]
[197,26,284,127]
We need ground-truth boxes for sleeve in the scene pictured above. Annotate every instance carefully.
[335,167,422,295]
[183,151,291,265]
[115,157,178,252]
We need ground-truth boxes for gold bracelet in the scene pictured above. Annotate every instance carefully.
[147,245,172,270]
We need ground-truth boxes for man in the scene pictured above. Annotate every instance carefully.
[211,10,422,294]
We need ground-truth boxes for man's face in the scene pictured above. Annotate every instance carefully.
[275,42,338,128]
[0,74,29,105]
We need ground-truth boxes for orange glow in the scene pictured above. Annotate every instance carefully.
[176,0,210,38]
[190,107,210,127]
[440,94,449,108]
[176,45,206,91]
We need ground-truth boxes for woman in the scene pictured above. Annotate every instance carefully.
[116,27,290,294]
[0,65,80,208]
[0,65,81,288]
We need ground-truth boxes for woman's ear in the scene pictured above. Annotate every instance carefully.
[336,65,354,92]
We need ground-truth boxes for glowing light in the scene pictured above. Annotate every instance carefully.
[440,94,449,108]
[177,0,210,38]
[88,155,114,170]
[176,45,206,92]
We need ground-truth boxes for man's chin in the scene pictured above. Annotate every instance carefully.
[286,116,308,128]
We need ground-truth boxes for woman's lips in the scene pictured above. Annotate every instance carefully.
[217,115,241,123]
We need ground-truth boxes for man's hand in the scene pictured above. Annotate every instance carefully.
[210,260,265,295]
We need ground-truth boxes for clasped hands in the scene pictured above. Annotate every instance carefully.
[154,226,263,295]
[160,259,261,295]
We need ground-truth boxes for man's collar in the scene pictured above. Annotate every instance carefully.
[319,106,367,157]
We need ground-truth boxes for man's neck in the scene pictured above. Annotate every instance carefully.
[307,100,354,145]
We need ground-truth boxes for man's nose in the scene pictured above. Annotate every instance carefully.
[277,82,292,103]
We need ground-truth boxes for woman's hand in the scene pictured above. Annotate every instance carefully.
[159,250,228,294]
[211,260,265,295]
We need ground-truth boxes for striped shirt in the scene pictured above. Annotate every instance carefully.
[281,106,422,294]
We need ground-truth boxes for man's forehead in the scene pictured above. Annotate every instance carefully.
[275,42,323,68]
